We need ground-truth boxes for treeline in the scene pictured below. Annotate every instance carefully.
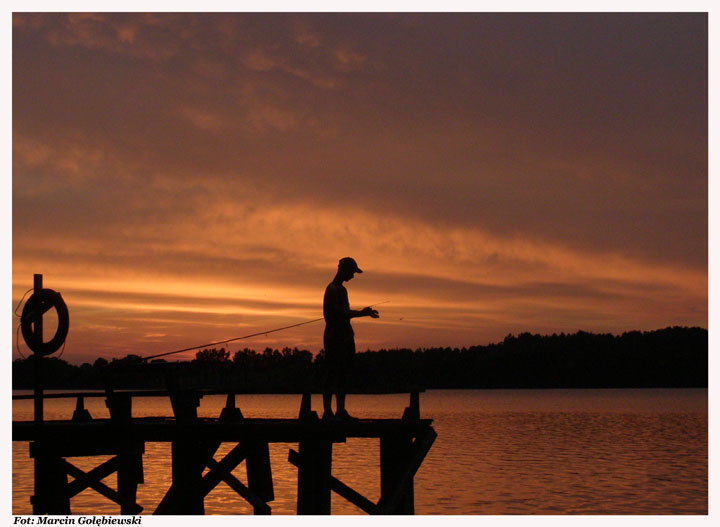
[11,326,707,391]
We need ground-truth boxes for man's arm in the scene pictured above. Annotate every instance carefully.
[325,284,379,321]
[325,285,373,323]
[349,307,379,319]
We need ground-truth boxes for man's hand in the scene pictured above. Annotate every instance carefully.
[362,306,380,318]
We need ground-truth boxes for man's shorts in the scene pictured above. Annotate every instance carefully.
[324,328,356,382]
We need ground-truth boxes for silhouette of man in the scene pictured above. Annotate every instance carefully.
[323,257,379,420]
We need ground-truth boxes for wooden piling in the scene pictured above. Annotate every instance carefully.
[377,427,437,514]
[159,389,205,514]
[106,391,145,514]
[378,433,415,514]
[402,391,421,420]
[296,435,333,514]
[30,442,70,514]
[217,391,273,514]
[246,440,274,514]
[117,441,144,515]
[33,273,43,424]
[289,448,378,514]
[72,396,92,422]
[220,392,243,421]
[298,392,318,421]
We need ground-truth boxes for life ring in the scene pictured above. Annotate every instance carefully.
[20,288,70,356]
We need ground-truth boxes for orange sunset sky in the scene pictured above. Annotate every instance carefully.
[11,12,707,364]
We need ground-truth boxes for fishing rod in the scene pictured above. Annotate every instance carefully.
[141,301,391,362]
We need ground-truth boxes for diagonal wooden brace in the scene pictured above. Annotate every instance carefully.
[154,439,220,515]
[158,440,271,514]
[288,448,378,514]
[376,427,437,514]
[65,456,120,498]
[199,442,248,496]
[205,457,271,514]
[62,459,143,514]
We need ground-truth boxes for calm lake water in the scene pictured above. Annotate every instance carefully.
[12,389,707,515]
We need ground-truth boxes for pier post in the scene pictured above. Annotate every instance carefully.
[33,274,43,424]
[72,396,92,422]
[402,391,420,420]
[30,442,70,514]
[296,436,333,514]
[166,389,205,514]
[296,392,331,514]
[117,442,144,515]
[246,440,274,514]
[379,433,415,514]
[169,438,205,514]
[106,391,145,514]
[220,392,243,421]
[105,392,132,423]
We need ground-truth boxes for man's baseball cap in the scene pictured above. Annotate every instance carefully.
[338,257,363,273]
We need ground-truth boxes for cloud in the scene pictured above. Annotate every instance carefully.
[179,106,229,132]
[293,19,322,48]
[242,48,278,72]
[12,186,706,361]
[12,13,707,362]
[334,45,367,68]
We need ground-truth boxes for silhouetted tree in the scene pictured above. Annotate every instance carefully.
[10,327,708,391]
[194,348,230,363]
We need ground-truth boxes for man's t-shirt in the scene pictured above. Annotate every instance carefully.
[323,282,354,348]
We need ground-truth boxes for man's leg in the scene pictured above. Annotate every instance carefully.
[336,392,346,413]
[323,345,338,418]
[335,342,356,419]
[323,392,333,416]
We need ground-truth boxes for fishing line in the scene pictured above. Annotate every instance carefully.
[14,288,33,318]
[14,288,36,360]
[15,324,27,360]
[141,300,391,362]
[141,318,325,361]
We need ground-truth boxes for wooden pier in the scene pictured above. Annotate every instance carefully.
[12,390,436,515]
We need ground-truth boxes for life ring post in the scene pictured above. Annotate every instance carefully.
[33,273,44,424]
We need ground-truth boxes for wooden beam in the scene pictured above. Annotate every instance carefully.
[246,440,274,509]
[72,396,93,422]
[295,438,332,514]
[65,456,119,498]
[199,442,248,496]
[33,274,43,425]
[14,417,434,443]
[117,442,145,515]
[376,427,437,514]
[289,449,378,514]
[327,472,378,514]
[63,460,142,514]
[402,391,420,420]
[205,457,271,514]
[31,443,70,514]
